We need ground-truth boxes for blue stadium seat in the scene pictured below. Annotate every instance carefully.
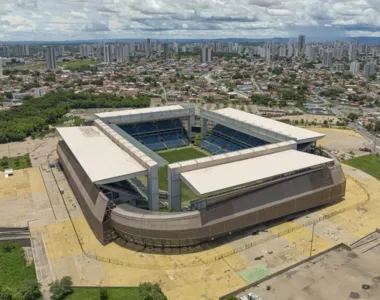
[165,140,186,149]
[119,118,188,151]
[147,142,167,151]
[203,124,268,154]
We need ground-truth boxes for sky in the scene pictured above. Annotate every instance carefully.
[1,0,380,41]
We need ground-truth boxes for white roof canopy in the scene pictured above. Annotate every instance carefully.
[57,127,146,184]
[180,150,333,195]
[213,108,325,143]
[95,105,185,119]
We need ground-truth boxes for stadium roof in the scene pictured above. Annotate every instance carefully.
[57,127,146,185]
[95,105,185,119]
[214,108,325,143]
[180,149,333,195]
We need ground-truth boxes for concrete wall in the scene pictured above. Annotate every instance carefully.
[57,141,110,244]
[58,141,346,247]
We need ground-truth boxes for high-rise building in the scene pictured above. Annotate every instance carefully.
[0,45,10,57]
[287,42,293,57]
[335,63,345,72]
[115,44,123,63]
[163,44,170,60]
[298,34,305,55]
[0,57,5,77]
[279,44,286,57]
[348,44,357,61]
[123,44,130,60]
[363,61,376,78]
[200,47,213,63]
[146,38,151,58]
[172,40,178,53]
[24,45,29,56]
[104,44,112,63]
[309,45,318,62]
[45,47,57,70]
[349,61,361,74]
[96,43,102,61]
[322,50,333,67]
[15,44,25,56]
[333,47,343,60]
[59,46,65,55]
[80,44,89,58]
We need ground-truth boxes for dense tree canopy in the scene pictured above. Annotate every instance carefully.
[0,91,150,143]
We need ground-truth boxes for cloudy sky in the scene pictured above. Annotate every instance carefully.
[1,0,380,41]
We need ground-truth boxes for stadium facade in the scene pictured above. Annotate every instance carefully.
[56,106,346,247]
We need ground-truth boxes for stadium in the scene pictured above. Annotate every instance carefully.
[56,105,346,247]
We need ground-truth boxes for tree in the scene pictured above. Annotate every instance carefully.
[49,276,73,300]
[138,283,166,300]
[365,123,374,131]
[4,92,12,99]
[226,296,238,300]
[20,281,42,300]
[347,113,359,121]
[100,288,108,300]
[375,121,380,132]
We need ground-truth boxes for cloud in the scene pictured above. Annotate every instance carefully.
[16,0,38,9]
[1,0,380,41]
[84,22,110,32]
[71,11,87,18]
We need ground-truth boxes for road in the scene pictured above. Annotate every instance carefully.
[204,73,217,84]
[251,75,263,95]
[158,82,167,102]
[310,90,345,118]
[204,72,247,99]
[349,122,380,153]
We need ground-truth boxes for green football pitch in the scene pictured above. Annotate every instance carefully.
[157,147,209,206]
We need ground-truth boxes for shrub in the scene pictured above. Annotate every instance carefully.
[49,276,73,300]
[19,280,41,300]
[138,283,166,300]
[0,242,16,253]
[99,288,108,300]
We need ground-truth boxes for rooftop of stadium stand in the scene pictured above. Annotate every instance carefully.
[57,127,146,184]
[213,108,325,143]
[94,105,185,119]
[180,149,333,195]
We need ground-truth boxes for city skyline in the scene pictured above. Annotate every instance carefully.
[1,0,380,41]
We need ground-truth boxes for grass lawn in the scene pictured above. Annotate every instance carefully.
[58,59,96,70]
[0,154,32,172]
[343,154,380,180]
[67,287,140,300]
[157,147,209,205]
[0,244,39,296]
